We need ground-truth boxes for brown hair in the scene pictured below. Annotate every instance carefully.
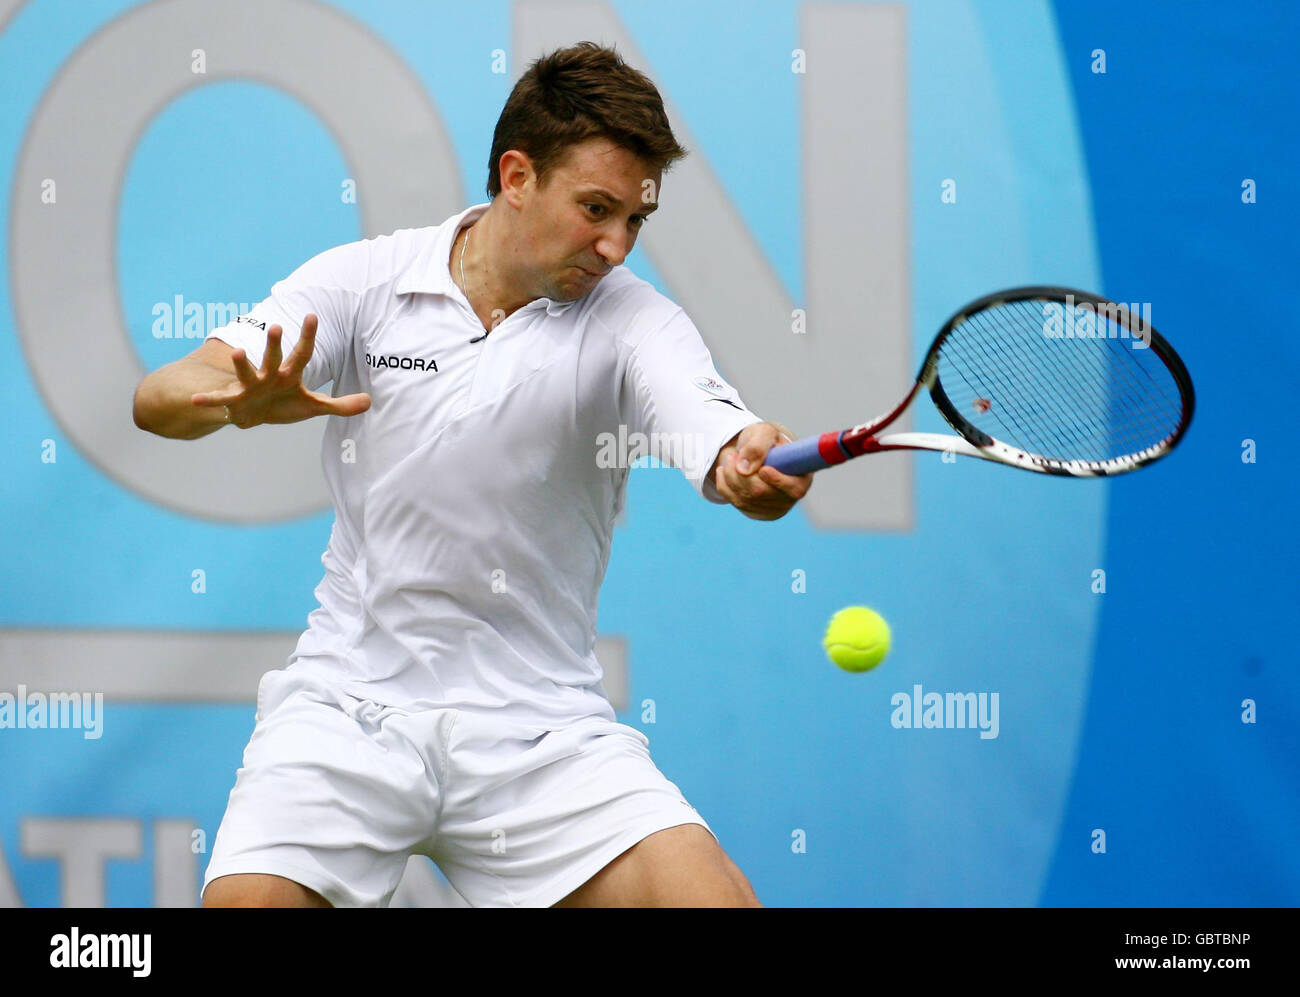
[486,41,687,198]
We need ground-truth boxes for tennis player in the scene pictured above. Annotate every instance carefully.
[133,42,811,907]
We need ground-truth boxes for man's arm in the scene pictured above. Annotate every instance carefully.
[709,421,812,521]
[132,315,370,440]
[132,338,240,440]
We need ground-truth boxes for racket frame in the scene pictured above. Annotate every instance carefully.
[768,286,1196,478]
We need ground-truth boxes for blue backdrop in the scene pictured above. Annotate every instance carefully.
[0,0,1294,907]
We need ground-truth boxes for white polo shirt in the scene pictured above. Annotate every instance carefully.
[208,203,764,729]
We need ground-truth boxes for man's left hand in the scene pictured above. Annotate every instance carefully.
[711,421,813,521]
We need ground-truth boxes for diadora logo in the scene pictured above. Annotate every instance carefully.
[366,352,439,372]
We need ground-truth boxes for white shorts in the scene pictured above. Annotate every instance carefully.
[202,668,712,907]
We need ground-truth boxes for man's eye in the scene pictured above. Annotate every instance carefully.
[630,214,648,227]
[585,203,605,217]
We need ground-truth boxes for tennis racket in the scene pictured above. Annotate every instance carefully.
[765,286,1194,478]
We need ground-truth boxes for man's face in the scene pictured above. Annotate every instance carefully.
[512,137,661,302]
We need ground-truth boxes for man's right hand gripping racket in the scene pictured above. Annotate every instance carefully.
[766,286,1194,478]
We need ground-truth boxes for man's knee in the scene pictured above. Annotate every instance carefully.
[719,851,763,908]
[653,824,761,907]
[202,873,332,908]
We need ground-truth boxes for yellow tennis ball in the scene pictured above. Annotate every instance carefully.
[823,606,891,672]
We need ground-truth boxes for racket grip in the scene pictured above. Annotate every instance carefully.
[765,435,831,475]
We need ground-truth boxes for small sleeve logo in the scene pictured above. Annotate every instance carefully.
[693,376,730,397]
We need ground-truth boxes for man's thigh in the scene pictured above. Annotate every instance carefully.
[436,714,752,907]
[552,824,762,908]
[202,873,332,908]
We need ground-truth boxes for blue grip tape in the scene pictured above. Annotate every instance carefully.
[765,436,830,475]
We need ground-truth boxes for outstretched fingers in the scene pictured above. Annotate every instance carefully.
[312,390,371,417]
[230,345,263,388]
[262,324,284,373]
[285,314,318,377]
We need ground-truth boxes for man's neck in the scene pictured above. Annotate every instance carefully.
[452,201,536,331]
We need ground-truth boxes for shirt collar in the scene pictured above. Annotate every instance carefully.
[396,202,578,316]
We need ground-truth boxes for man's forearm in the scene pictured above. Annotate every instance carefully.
[133,360,236,440]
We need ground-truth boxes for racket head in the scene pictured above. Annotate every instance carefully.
[913,286,1194,476]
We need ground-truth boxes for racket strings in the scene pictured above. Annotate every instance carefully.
[1022,298,1183,435]
[951,303,1116,458]
[958,310,1177,461]
[976,299,1181,458]
[937,298,1186,463]
[964,305,1109,455]
[992,301,1159,441]
[986,301,1152,451]
[1101,315,1184,420]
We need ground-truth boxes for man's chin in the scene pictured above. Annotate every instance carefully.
[546,271,602,302]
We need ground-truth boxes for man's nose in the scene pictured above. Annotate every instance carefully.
[594,230,630,268]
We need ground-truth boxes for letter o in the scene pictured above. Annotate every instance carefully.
[11,0,461,520]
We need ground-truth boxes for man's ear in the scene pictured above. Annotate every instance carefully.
[498,149,536,210]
